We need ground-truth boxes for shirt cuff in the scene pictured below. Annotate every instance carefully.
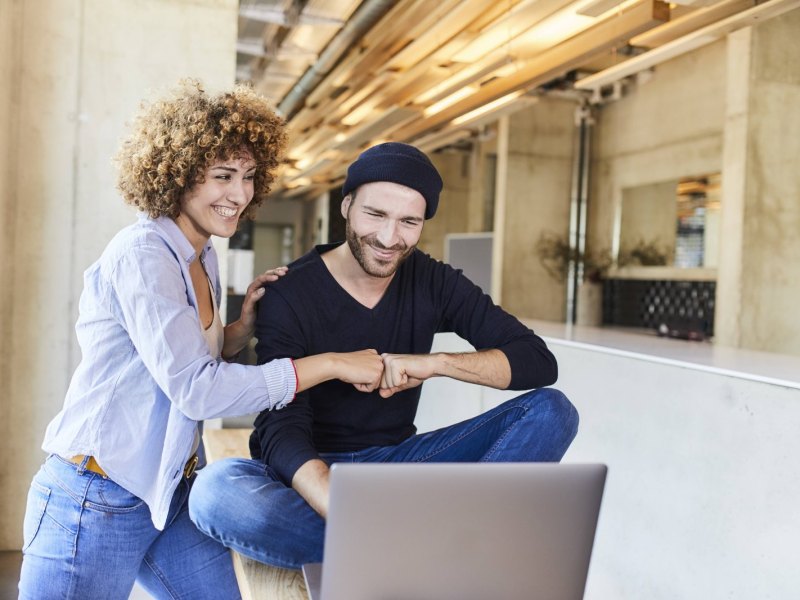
[258,358,297,410]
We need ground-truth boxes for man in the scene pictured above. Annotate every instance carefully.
[189,142,579,570]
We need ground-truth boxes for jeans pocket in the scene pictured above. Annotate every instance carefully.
[22,481,51,552]
[83,477,146,514]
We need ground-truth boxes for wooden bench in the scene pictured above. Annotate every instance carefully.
[203,428,308,600]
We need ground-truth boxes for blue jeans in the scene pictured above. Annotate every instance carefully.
[19,455,241,600]
[189,388,578,570]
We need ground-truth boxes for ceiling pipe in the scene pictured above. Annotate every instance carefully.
[566,99,594,326]
[277,0,396,121]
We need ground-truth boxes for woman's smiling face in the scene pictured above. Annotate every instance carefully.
[175,155,257,250]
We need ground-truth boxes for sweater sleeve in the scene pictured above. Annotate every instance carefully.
[250,286,320,484]
[432,260,558,390]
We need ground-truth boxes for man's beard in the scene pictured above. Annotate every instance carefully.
[346,221,415,278]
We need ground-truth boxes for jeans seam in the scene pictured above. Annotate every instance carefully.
[39,510,74,537]
[235,538,306,571]
[197,521,300,571]
[48,456,146,514]
[482,406,529,462]
[412,405,525,462]
[142,552,181,600]
[64,475,91,598]
[45,457,106,507]
[82,498,146,514]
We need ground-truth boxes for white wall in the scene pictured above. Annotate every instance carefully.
[557,347,800,599]
[0,0,239,550]
[417,332,800,599]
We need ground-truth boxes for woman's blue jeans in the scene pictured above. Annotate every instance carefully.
[189,388,579,570]
[19,455,241,599]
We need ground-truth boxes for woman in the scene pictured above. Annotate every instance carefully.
[18,80,383,599]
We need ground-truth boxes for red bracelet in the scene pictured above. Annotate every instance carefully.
[289,358,299,402]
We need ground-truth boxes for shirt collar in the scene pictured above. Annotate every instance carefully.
[143,214,213,264]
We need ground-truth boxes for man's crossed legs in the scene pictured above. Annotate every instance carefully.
[188,388,578,570]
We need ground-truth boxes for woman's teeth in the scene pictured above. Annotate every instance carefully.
[213,206,237,218]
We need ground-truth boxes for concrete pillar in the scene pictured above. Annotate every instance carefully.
[499,97,577,321]
[493,117,510,304]
[419,149,477,261]
[0,0,238,550]
[716,8,800,354]
[0,0,23,553]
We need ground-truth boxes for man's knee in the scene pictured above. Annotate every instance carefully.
[518,388,579,437]
[189,458,262,532]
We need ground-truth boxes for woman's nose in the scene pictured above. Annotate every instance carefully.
[228,180,249,205]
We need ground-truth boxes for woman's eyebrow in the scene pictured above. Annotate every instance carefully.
[210,165,256,172]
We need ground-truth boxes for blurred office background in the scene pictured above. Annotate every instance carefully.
[1,0,799,597]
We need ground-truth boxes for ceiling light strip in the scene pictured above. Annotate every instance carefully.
[398,0,669,141]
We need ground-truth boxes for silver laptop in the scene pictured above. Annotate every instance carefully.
[302,462,607,600]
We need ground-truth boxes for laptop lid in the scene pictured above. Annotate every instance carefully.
[309,462,606,600]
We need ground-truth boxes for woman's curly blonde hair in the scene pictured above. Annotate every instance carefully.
[116,79,286,221]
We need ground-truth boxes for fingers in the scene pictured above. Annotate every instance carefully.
[239,283,266,322]
[247,266,288,293]
[257,266,289,280]
[380,369,407,391]
[379,386,400,398]
[245,286,266,305]
[239,267,288,325]
[347,351,425,397]
[344,349,383,393]
[377,377,423,398]
[380,353,409,390]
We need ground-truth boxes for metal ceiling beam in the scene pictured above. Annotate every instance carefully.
[277,0,398,120]
[237,38,318,59]
[239,4,345,27]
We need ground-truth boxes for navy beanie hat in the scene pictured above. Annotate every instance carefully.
[342,142,444,219]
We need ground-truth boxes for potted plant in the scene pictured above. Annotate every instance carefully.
[535,231,611,326]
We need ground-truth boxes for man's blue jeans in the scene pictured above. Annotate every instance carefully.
[19,455,241,599]
[189,388,578,570]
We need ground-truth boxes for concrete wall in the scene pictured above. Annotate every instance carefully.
[0,1,22,551]
[255,196,310,260]
[419,148,479,261]
[589,40,726,263]
[716,10,800,355]
[0,0,239,550]
[591,10,800,357]
[619,180,677,263]
[500,97,577,321]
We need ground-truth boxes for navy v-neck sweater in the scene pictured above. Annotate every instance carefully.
[250,243,558,484]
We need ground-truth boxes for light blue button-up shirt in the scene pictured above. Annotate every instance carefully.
[43,214,296,529]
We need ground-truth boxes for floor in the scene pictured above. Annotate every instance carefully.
[1,552,21,599]
[1,551,150,599]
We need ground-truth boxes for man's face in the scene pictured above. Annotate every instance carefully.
[343,181,426,278]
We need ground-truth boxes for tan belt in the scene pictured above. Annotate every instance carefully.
[70,454,200,479]
[69,455,107,477]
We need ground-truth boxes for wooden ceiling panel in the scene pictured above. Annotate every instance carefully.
[235,0,789,199]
